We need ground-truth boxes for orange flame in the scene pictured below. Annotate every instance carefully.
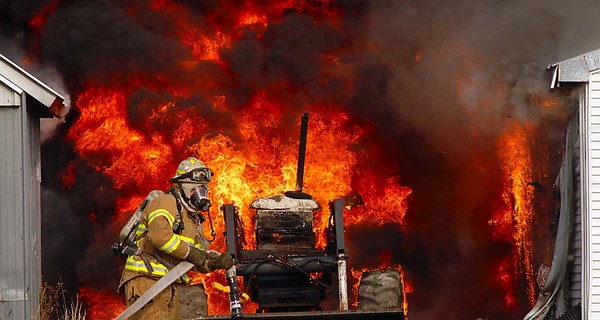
[529,93,558,109]
[415,51,423,62]
[28,0,60,33]
[78,286,126,320]
[67,87,174,193]
[489,123,536,306]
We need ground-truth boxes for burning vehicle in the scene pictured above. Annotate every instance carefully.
[217,113,405,319]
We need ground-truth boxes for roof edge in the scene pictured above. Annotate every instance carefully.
[0,53,66,117]
[548,48,600,86]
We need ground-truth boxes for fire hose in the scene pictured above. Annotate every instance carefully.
[115,260,245,319]
[114,261,195,320]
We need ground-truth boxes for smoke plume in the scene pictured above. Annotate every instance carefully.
[0,0,593,318]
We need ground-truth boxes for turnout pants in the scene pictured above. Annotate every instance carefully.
[124,276,182,320]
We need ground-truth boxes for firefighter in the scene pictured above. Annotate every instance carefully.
[118,157,234,320]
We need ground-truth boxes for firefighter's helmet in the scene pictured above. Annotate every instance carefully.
[170,157,213,183]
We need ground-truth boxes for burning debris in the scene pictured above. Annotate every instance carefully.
[0,0,588,318]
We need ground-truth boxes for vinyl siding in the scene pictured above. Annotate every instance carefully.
[570,113,583,307]
[587,72,600,318]
[581,81,590,320]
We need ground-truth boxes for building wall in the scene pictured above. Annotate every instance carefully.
[584,71,600,319]
[24,93,42,319]
[0,85,41,319]
[0,77,21,106]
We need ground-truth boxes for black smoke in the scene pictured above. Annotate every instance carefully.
[0,0,587,318]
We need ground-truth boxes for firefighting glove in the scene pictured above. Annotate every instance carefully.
[206,253,235,271]
[185,246,210,268]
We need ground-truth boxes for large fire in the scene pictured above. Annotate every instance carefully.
[68,78,412,317]
[54,2,414,313]
[16,0,566,319]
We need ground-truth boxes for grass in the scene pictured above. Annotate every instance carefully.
[38,279,87,320]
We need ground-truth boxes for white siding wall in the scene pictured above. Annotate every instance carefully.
[571,112,583,307]
[586,72,600,319]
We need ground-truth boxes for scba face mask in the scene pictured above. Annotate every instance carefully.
[188,184,211,212]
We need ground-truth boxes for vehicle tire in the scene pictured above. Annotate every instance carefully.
[358,268,403,310]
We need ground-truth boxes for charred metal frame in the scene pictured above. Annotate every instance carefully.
[222,199,348,312]
[224,204,239,260]
[331,199,348,310]
[221,113,351,312]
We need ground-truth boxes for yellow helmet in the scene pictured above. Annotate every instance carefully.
[170,157,213,183]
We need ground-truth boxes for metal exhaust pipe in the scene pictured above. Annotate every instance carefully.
[295,113,309,192]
